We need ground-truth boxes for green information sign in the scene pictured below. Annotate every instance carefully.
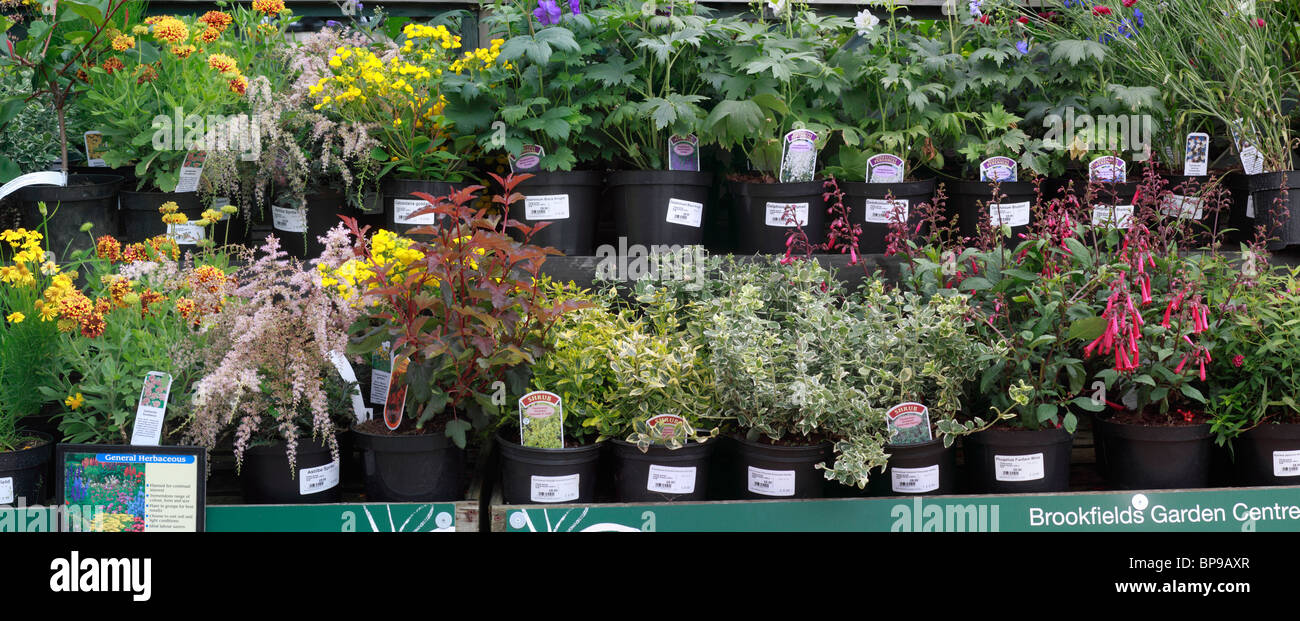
[0,503,461,533]
[499,486,1300,532]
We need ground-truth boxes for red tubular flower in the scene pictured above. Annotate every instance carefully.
[977,14,991,24]
[1017,16,1029,24]
[1122,0,1136,7]
[1174,354,1188,374]
[1093,6,1113,16]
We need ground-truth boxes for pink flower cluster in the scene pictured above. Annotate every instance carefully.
[1084,273,1144,372]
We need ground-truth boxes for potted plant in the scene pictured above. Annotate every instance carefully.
[184,232,359,504]
[331,174,588,501]
[700,1,852,253]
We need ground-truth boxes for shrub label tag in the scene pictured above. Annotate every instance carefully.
[130,372,172,447]
[747,466,796,497]
[886,402,932,445]
[891,464,939,494]
[1091,204,1133,229]
[647,465,696,494]
[0,477,12,504]
[524,194,570,220]
[665,198,703,227]
[530,474,579,503]
[393,198,437,225]
[645,414,687,442]
[1184,132,1209,176]
[509,144,544,173]
[271,205,307,233]
[867,153,905,183]
[299,460,340,495]
[979,156,1017,182]
[995,453,1045,482]
[518,391,564,449]
[1088,155,1126,183]
[764,202,808,227]
[864,198,909,224]
[988,201,1031,228]
[668,134,700,172]
[1273,450,1300,478]
[382,355,409,431]
[174,150,206,193]
[779,129,818,183]
[83,131,107,167]
[369,342,392,405]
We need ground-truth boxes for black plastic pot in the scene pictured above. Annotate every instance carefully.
[869,438,957,496]
[839,179,936,254]
[274,189,357,259]
[949,179,1038,245]
[119,190,244,247]
[381,178,468,236]
[733,434,832,500]
[507,171,603,256]
[239,437,341,504]
[608,170,712,248]
[728,180,827,254]
[497,430,602,505]
[0,432,53,506]
[17,174,122,260]
[1093,417,1212,490]
[1234,423,1300,486]
[353,425,464,502]
[963,427,1072,493]
[611,438,714,502]
[1247,171,1300,249]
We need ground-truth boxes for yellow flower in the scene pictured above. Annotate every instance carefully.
[111,35,135,51]
[159,201,180,214]
[6,311,24,323]
[207,53,238,75]
[152,16,189,44]
[171,44,197,59]
[131,25,149,36]
[252,0,286,14]
[65,392,84,409]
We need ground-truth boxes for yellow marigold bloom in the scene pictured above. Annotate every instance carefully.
[252,0,286,14]
[111,35,135,51]
[152,16,189,43]
[6,311,24,323]
[229,74,248,95]
[197,10,233,32]
[64,392,84,410]
[196,27,221,44]
[159,201,180,214]
[171,44,197,59]
[207,53,238,75]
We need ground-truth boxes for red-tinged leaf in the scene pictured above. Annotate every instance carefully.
[406,225,440,236]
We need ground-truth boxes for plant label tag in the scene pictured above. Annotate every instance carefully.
[668,134,700,172]
[299,460,340,495]
[328,350,371,422]
[1273,450,1300,477]
[271,205,307,233]
[130,371,173,446]
[174,151,206,193]
[1239,146,1265,175]
[524,194,569,220]
[764,202,808,227]
[891,464,939,493]
[518,391,563,449]
[747,466,795,497]
[665,198,703,227]
[1183,132,1209,176]
[1246,195,1255,219]
[1161,194,1204,220]
[647,465,696,494]
[369,343,392,405]
[1088,155,1126,183]
[645,413,687,444]
[979,156,1017,182]
[988,201,1031,228]
[1091,204,1133,229]
[866,153,905,183]
[509,144,545,173]
[393,198,438,225]
[83,131,107,167]
[864,198,909,224]
[530,474,579,503]
[0,477,12,504]
[778,129,818,183]
[994,453,1045,482]
[886,402,932,445]
[383,355,409,431]
[0,171,66,202]
[168,222,205,245]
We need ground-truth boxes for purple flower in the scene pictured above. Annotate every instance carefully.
[1133,8,1144,27]
[569,0,581,15]
[533,0,562,26]
[1016,40,1030,54]
[969,0,982,17]
[325,20,341,28]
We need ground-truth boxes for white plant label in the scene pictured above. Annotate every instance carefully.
[867,153,905,183]
[979,156,1017,182]
[271,205,307,233]
[392,198,437,225]
[524,194,570,220]
[0,171,66,202]
[1183,132,1209,176]
[747,466,796,497]
[764,202,809,227]
[168,223,205,245]
[646,464,697,495]
[173,151,206,193]
[369,368,390,404]
[864,198,909,224]
[1239,146,1265,176]
[665,198,703,228]
[0,477,12,504]
[891,464,940,494]
[328,350,371,422]
[1247,196,1256,219]
[1091,204,1133,229]
[530,474,580,503]
[988,201,1031,228]
[130,371,172,447]
[1273,450,1300,478]
[84,131,106,167]
[299,460,340,495]
[778,128,818,184]
[994,453,1046,482]
[1161,194,1204,220]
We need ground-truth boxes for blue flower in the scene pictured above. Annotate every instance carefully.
[569,0,581,15]
[325,19,341,28]
[1118,18,1134,38]
[533,0,561,25]
[1133,7,1145,27]
[969,0,983,17]
[1016,40,1030,54]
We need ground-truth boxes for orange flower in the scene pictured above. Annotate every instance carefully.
[103,275,132,308]
[196,27,221,44]
[252,0,286,14]
[146,236,180,261]
[207,53,237,75]
[175,297,197,322]
[228,74,248,95]
[135,63,158,85]
[144,16,165,25]
[152,16,189,43]
[111,35,135,51]
[96,235,121,262]
[171,44,196,59]
[140,289,167,317]
[77,68,91,83]
[196,11,233,32]
[122,243,148,264]
[80,310,107,338]
[190,265,227,293]
[102,57,125,74]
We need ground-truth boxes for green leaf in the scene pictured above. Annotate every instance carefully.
[1050,39,1107,66]
[445,418,471,449]
[1072,396,1105,413]
[1067,316,1106,341]
[958,276,993,291]
[1036,403,1058,423]
[1180,384,1206,404]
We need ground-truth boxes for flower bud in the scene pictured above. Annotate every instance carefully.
[80,222,94,232]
